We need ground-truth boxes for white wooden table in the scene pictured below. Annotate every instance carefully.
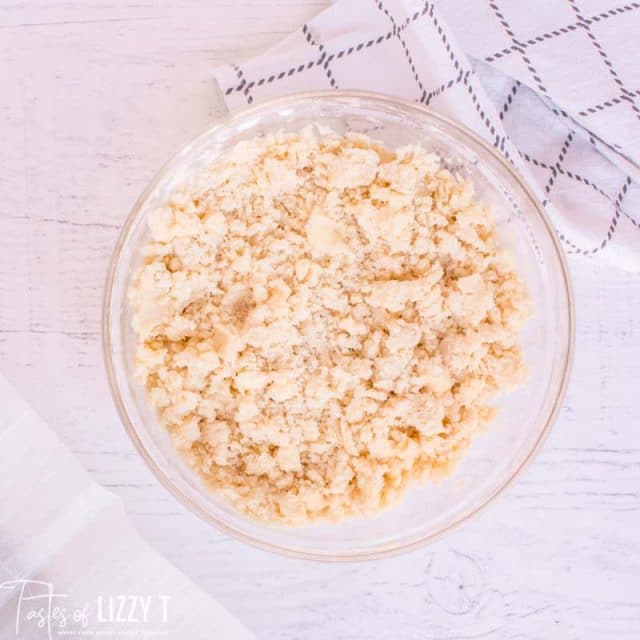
[2,2,639,638]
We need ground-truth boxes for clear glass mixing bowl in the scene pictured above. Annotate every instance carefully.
[103,91,574,560]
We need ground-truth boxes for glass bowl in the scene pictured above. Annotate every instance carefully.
[103,91,574,561]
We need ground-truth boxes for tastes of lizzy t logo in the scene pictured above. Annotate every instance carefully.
[0,579,171,639]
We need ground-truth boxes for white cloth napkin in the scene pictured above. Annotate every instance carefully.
[0,374,253,640]
[213,0,640,271]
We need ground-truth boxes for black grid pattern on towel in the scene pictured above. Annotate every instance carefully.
[483,0,639,255]
[219,0,640,259]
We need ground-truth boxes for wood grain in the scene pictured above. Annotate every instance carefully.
[1,2,639,638]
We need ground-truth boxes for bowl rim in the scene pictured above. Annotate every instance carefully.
[102,89,575,561]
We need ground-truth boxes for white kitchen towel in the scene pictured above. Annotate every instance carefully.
[213,0,640,270]
[0,374,253,640]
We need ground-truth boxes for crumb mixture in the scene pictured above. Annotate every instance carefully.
[129,127,529,525]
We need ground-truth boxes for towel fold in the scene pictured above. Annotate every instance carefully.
[214,0,640,270]
[0,374,253,640]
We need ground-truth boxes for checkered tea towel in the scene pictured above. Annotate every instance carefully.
[213,0,640,271]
